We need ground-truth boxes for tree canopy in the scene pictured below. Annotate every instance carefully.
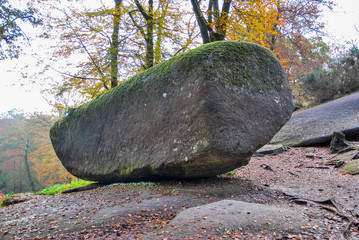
[0,0,41,59]
[34,0,333,111]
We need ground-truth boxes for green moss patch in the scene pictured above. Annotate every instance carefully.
[341,160,359,175]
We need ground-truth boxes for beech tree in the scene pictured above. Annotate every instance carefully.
[269,0,333,100]
[110,0,123,88]
[129,0,155,69]
[127,0,196,70]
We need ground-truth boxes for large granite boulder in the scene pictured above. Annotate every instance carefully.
[271,92,359,147]
[50,41,293,183]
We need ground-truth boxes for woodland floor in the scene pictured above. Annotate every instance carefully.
[1,147,359,239]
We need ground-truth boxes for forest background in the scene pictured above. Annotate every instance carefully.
[0,0,359,196]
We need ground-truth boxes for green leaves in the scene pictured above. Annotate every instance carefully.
[0,0,42,59]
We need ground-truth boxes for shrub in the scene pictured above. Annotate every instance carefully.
[36,179,93,195]
[303,45,359,104]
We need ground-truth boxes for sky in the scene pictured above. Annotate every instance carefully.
[0,0,359,116]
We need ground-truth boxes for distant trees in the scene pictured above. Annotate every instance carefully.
[303,45,359,104]
[0,111,76,194]
[0,110,39,193]
[0,0,41,59]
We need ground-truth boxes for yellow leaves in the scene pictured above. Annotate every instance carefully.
[228,0,283,48]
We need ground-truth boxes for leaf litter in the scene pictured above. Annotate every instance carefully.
[0,147,358,239]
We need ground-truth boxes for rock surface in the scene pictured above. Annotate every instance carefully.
[1,193,37,207]
[50,41,293,183]
[146,200,319,238]
[342,159,359,175]
[271,92,359,147]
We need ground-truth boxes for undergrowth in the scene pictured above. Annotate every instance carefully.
[0,193,13,207]
[36,179,93,195]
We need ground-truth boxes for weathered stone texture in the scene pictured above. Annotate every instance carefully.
[50,41,293,182]
[271,92,359,147]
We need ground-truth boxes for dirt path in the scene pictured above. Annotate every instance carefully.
[1,147,358,239]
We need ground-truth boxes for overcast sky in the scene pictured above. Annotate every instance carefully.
[0,0,358,115]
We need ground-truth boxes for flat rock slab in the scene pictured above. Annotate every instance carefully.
[271,92,359,146]
[145,200,319,238]
[50,41,293,182]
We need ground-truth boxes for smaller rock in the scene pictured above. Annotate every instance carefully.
[1,193,35,207]
[62,183,104,194]
[330,149,358,162]
[271,92,359,147]
[330,132,352,154]
[304,148,316,158]
[255,144,289,156]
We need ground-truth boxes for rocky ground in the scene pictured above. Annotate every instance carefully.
[1,146,359,239]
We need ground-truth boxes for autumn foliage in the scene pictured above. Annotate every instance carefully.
[0,113,76,194]
[27,0,334,111]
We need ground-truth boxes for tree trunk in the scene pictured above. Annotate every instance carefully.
[191,0,231,44]
[133,0,154,70]
[191,0,210,44]
[110,0,122,88]
[215,0,232,41]
[24,147,35,192]
[145,0,154,69]
[12,158,16,193]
